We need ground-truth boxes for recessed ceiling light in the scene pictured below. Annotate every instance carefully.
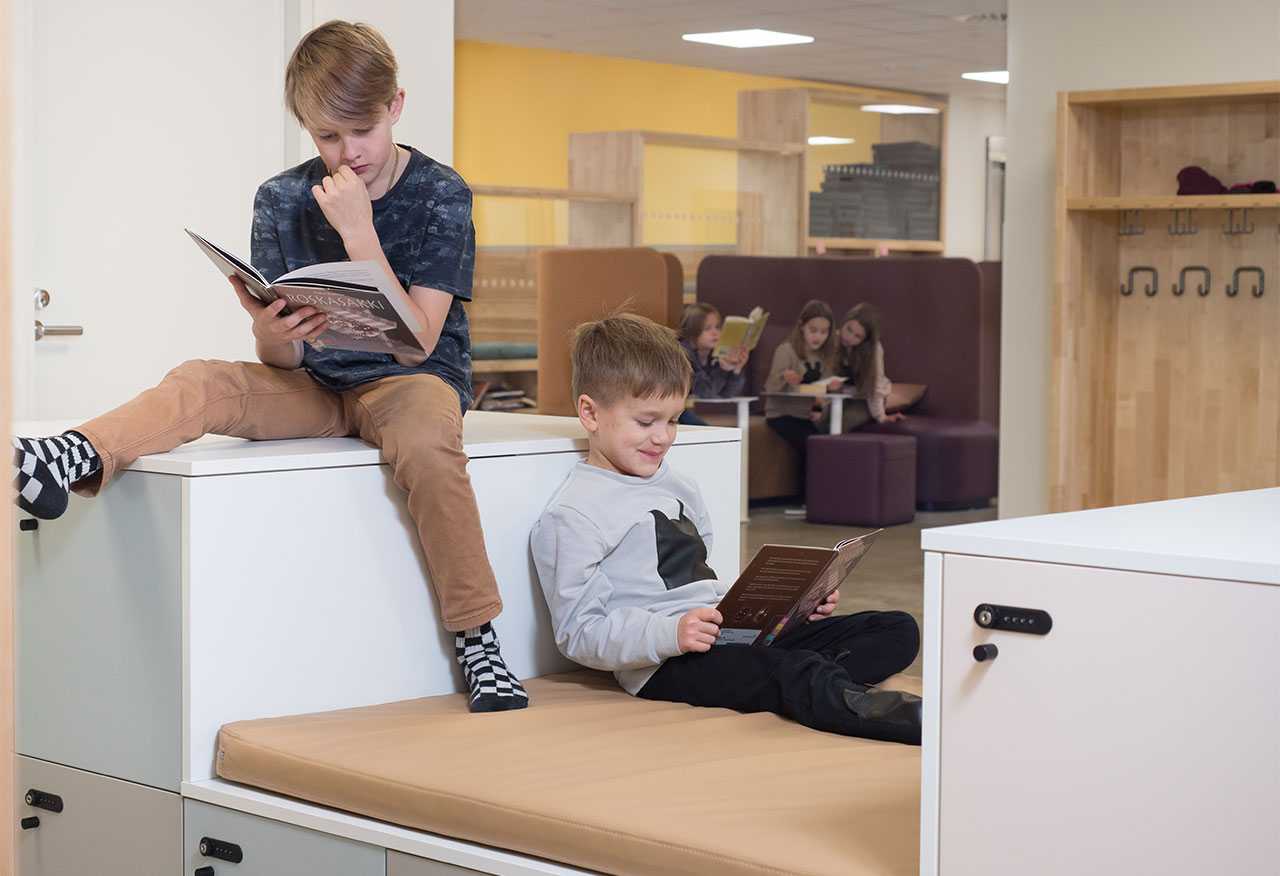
[682,29,814,49]
[861,105,941,115]
[962,70,1010,85]
[808,136,855,146]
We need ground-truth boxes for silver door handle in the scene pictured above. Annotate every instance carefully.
[34,320,84,341]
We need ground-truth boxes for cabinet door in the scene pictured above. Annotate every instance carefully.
[16,472,183,790]
[387,850,485,875]
[938,554,1280,875]
[16,755,181,876]
[184,800,384,875]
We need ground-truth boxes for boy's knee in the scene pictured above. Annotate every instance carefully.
[165,359,227,396]
[877,611,920,665]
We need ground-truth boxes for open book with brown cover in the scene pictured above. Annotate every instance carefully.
[715,529,882,646]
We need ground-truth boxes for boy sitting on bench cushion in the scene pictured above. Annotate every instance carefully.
[530,314,922,744]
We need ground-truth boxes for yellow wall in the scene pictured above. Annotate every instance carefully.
[454,40,916,246]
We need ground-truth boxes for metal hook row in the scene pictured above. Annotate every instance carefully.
[1121,265,1265,298]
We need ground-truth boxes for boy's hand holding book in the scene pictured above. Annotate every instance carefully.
[232,276,328,345]
[807,590,839,622]
[678,607,723,653]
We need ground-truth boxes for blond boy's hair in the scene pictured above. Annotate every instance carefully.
[285,20,398,126]
[571,314,692,406]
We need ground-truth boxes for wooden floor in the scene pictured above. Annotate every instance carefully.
[742,504,999,676]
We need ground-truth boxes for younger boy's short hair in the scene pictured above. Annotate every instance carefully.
[285,20,398,126]
[571,314,692,406]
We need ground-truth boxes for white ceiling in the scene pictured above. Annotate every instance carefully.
[455,0,1008,99]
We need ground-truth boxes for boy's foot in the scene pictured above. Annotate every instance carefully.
[11,432,101,520]
[841,684,922,745]
[455,622,529,713]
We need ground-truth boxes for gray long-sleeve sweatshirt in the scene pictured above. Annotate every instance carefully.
[530,461,730,694]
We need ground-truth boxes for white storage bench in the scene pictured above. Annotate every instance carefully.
[15,412,742,875]
[920,488,1280,876]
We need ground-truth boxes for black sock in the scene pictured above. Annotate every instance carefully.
[455,622,529,713]
[11,432,101,520]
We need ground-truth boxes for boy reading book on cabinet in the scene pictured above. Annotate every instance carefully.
[10,21,528,713]
[529,314,922,744]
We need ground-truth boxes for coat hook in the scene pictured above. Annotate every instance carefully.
[1223,208,1255,236]
[1229,266,1264,298]
[1167,209,1197,236]
[1174,265,1211,297]
[1119,209,1145,236]
[1122,265,1158,297]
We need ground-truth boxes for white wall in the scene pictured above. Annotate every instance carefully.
[290,0,455,166]
[7,1,456,421]
[944,95,1006,262]
[1000,0,1280,518]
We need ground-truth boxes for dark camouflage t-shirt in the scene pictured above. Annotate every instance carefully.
[249,146,476,411]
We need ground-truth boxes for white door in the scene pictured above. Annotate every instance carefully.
[8,0,294,422]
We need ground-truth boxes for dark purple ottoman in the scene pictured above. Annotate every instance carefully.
[805,433,917,527]
[863,417,998,510]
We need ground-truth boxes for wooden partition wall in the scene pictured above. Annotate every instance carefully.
[1051,82,1280,512]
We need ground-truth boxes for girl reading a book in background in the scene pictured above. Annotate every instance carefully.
[836,303,904,431]
[764,300,845,486]
[675,303,750,426]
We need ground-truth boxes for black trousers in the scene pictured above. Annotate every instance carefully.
[766,415,818,489]
[638,611,919,738]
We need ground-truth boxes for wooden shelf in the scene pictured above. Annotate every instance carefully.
[1067,81,1280,106]
[808,237,944,253]
[472,358,537,374]
[633,130,806,156]
[471,185,635,204]
[1067,195,1280,211]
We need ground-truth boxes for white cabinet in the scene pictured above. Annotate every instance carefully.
[15,412,741,875]
[16,756,182,876]
[922,489,1280,875]
[388,850,485,875]
[184,800,384,876]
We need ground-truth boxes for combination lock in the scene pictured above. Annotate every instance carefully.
[974,603,1052,635]
[24,789,64,813]
[199,837,244,863]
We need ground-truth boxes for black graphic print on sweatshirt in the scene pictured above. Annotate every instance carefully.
[650,501,717,590]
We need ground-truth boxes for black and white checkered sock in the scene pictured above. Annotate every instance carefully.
[11,431,101,520]
[455,622,529,713]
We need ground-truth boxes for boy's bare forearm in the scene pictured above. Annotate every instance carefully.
[256,337,303,370]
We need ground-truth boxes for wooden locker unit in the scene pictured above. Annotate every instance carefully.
[1051,81,1280,512]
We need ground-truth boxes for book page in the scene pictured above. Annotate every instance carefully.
[271,283,426,356]
[279,260,424,334]
[714,546,838,646]
[186,229,274,304]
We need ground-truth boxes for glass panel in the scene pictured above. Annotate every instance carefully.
[808,97,943,243]
[470,193,632,344]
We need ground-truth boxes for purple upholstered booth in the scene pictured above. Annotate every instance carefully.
[695,255,1000,509]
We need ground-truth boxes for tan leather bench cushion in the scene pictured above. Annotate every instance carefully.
[217,671,920,876]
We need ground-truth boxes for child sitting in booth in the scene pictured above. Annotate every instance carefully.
[675,302,749,426]
[763,300,845,485]
[836,303,906,432]
[529,313,921,744]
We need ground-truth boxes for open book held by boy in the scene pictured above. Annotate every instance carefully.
[531,314,922,744]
